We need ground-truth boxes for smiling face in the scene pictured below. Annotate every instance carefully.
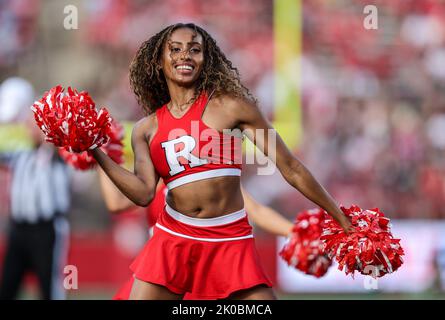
[160,27,204,88]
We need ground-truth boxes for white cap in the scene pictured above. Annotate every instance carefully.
[0,77,35,123]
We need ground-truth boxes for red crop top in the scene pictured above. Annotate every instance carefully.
[149,91,243,190]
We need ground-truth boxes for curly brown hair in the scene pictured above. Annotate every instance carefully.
[129,23,257,114]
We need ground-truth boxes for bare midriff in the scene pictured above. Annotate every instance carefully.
[165,176,244,218]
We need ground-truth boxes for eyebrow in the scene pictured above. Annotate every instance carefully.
[170,41,202,46]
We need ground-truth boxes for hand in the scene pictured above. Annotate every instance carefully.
[338,216,354,234]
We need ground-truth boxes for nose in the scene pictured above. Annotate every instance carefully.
[179,49,191,60]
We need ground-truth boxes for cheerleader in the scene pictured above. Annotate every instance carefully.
[92,23,352,300]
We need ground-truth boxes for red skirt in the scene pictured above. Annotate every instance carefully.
[119,204,272,300]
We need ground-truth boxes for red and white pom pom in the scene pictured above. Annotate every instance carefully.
[58,119,125,170]
[321,205,404,278]
[279,208,332,278]
[31,85,112,153]
[58,149,95,170]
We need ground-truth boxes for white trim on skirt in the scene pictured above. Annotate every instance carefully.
[155,223,253,242]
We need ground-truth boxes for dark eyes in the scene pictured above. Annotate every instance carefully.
[170,47,201,53]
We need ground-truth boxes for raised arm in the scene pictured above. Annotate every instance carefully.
[242,187,293,237]
[232,97,352,232]
[92,116,159,207]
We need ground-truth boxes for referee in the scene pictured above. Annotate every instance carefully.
[0,112,71,300]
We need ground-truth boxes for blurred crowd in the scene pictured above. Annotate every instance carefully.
[0,0,273,230]
[1,0,445,222]
[1,0,274,117]
[81,0,274,119]
[294,0,445,219]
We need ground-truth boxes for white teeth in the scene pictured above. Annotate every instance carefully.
[176,65,193,70]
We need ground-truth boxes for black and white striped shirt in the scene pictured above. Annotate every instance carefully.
[0,144,71,223]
